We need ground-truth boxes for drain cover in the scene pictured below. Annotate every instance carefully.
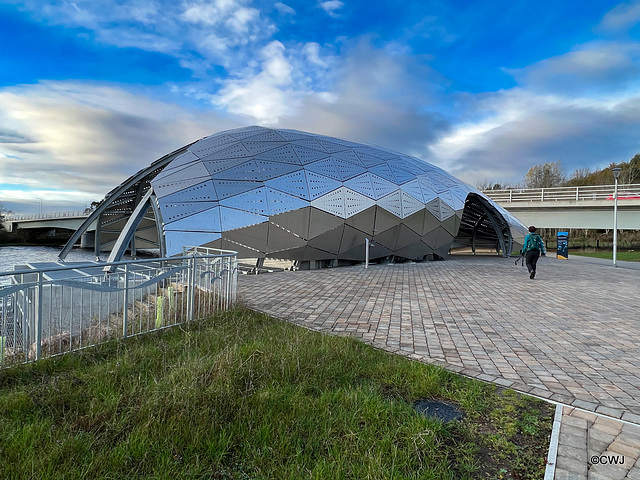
[413,399,464,423]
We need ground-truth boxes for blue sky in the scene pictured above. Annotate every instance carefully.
[1,0,640,214]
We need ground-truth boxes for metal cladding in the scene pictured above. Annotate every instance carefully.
[146,126,525,260]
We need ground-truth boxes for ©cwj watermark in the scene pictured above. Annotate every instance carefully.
[590,454,626,465]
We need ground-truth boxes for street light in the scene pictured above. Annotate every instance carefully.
[612,167,622,267]
[37,197,43,217]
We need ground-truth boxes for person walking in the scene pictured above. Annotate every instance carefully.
[521,226,546,279]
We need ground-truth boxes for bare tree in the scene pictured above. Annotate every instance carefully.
[524,161,566,188]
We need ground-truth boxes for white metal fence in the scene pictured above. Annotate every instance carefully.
[482,184,640,203]
[0,247,238,368]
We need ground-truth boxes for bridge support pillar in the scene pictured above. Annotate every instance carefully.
[81,231,95,249]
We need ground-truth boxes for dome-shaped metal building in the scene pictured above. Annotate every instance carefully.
[60,126,526,266]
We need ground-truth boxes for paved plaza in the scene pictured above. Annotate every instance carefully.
[238,254,640,479]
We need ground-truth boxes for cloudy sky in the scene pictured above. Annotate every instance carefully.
[1,0,640,213]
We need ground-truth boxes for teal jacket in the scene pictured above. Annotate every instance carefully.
[521,233,546,255]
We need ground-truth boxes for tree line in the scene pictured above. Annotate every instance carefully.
[478,153,640,190]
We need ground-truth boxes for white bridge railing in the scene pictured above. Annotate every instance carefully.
[3,210,90,221]
[0,247,238,369]
[483,184,640,203]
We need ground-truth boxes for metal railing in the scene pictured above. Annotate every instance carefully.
[3,210,90,221]
[0,247,238,368]
[482,184,640,203]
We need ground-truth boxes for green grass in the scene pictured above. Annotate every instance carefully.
[570,249,640,261]
[0,306,553,479]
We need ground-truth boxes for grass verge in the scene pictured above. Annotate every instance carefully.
[0,306,553,479]
[570,249,640,261]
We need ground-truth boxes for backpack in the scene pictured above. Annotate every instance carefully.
[522,233,543,254]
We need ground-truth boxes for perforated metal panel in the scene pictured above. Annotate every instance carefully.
[255,160,302,180]
[189,134,238,157]
[241,129,287,142]
[266,188,309,215]
[400,191,425,218]
[345,173,375,199]
[305,158,342,180]
[291,138,328,152]
[333,158,367,180]
[153,162,210,185]
[311,187,346,218]
[388,164,416,184]
[165,206,222,232]
[315,138,348,153]
[305,171,342,199]
[332,151,365,167]
[369,163,397,183]
[213,180,261,199]
[161,201,220,225]
[370,174,398,199]
[265,170,311,200]
[165,231,222,256]
[220,187,270,215]
[291,144,330,164]
[219,206,268,231]
[243,141,287,156]
[254,144,303,164]
[377,190,403,218]
[344,188,375,217]
[202,142,252,161]
[211,161,262,181]
[400,179,425,202]
[159,180,218,203]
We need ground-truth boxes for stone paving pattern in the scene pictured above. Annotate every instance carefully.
[238,255,640,479]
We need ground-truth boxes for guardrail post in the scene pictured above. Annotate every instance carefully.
[122,263,129,338]
[35,272,43,361]
[576,187,579,201]
[188,254,196,321]
[541,188,544,201]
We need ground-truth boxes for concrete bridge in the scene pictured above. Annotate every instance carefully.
[483,184,640,230]
[1,211,96,246]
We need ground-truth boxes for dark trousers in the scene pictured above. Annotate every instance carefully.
[526,249,541,274]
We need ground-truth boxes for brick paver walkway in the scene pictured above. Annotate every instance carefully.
[238,255,640,479]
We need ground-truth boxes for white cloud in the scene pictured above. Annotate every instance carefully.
[597,1,640,33]
[319,0,344,18]
[274,2,295,15]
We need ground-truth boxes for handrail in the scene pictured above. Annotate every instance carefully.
[3,210,90,221]
[482,184,640,203]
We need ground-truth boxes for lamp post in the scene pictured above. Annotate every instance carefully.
[37,197,43,217]
[612,167,622,267]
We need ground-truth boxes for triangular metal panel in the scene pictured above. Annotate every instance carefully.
[425,198,442,222]
[225,222,269,253]
[220,187,270,215]
[441,215,458,237]
[291,138,328,152]
[227,126,266,140]
[153,162,210,184]
[370,174,398,199]
[344,173,375,199]
[401,209,425,237]
[153,176,213,199]
[242,141,287,156]
[430,170,459,188]
[254,160,302,180]
[310,187,346,218]
[421,227,441,249]
[331,151,365,167]
[221,238,263,257]
[200,142,252,161]
[164,206,222,232]
[189,134,239,158]
[339,224,367,254]
[377,190,403,218]
[275,129,313,141]
[333,158,367,180]
[253,144,303,164]
[447,186,468,210]
[400,191,425,218]
[219,206,268,231]
[355,151,385,167]
[368,243,393,260]
[306,171,342,199]
[440,199,456,220]
[426,172,449,193]
[400,156,429,173]
[374,225,401,251]
[265,188,309,215]
[338,244,367,261]
[344,188,376,217]
[395,224,421,250]
[369,163,397,183]
[423,210,440,235]
[212,180,261,200]
[373,205,401,233]
[162,151,200,174]
[269,245,306,260]
[211,161,262,181]
[305,158,342,180]
[160,201,219,225]
[240,129,287,142]
[267,223,308,253]
[309,207,345,239]
[270,206,311,240]
[303,246,337,261]
[165,231,222,257]
[159,180,217,202]
[307,225,344,254]
[395,240,430,260]
[388,164,416,184]
[438,190,456,210]
[203,158,246,176]
[400,179,424,202]
[265,170,310,200]
[291,144,329,164]
[345,206,376,236]
[314,138,348,153]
